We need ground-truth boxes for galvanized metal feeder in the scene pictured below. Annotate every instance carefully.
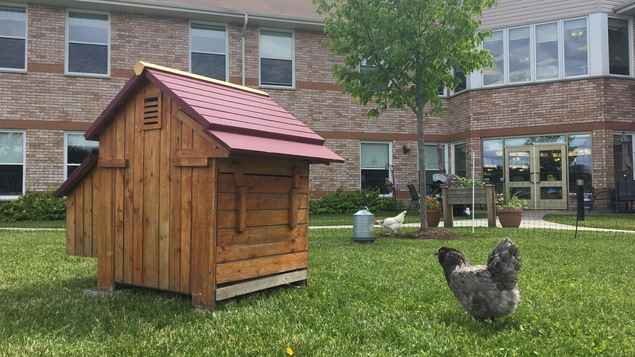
[352,207,375,243]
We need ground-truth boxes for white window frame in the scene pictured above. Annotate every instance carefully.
[64,132,99,180]
[0,130,25,199]
[483,29,506,87]
[189,21,228,81]
[65,9,110,77]
[0,3,27,73]
[259,28,295,89]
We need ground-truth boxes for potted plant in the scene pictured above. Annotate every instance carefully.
[425,195,441,227]
[496,194,527,228]
[385,178,396,192]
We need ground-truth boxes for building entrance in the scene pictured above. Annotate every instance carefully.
[504,144,568,209]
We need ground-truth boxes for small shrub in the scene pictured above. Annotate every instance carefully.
[0,191,66,222]
[310,188,403,214]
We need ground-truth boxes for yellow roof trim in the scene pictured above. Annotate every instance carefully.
[133,61,269,97]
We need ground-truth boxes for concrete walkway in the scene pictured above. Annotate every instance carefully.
[312,210,635,233]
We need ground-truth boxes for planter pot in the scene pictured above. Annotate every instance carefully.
[426,209,441,227]
[497,209,523,228]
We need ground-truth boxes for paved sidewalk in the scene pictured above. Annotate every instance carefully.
[312,210,635,233]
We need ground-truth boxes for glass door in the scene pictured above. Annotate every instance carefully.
[504,145,568,209]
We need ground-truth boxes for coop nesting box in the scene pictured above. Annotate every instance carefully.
[54,62,343,308]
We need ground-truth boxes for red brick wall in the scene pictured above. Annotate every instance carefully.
[0,4,633,199]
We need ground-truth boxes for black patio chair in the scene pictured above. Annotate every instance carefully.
[407,184,420,211]
[587,187,615,213]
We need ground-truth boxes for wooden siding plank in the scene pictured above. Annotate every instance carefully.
[169,115,182,291]
[114,110,126,282]
[83,175,94,258]
[123,97,135,284]
[143,128,160,288]
[217,157,309,177]
[216,270,308,301]
[74,182,84,256]
[65,191,76,256]
[217,225,308,246]
[217,236,307,264]
[190,164,214,308]
[216,252,308,285]
[95,168,115,291]
[158,92,171,291]
[172,157,209,167]
[132,93,145,286]
[217,209,308,230]
[179,123,193,293]
[98,158,128,168]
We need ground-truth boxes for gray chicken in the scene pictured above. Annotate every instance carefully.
[435,237,522,322]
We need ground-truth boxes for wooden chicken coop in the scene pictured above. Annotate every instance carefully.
[54,61,343,308]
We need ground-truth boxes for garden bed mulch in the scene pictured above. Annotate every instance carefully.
[378,228,468,241]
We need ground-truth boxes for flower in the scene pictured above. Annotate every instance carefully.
[425,195,439,210]
[286,347,294,356]
[385,178,396,186]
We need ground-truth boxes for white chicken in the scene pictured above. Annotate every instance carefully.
[375,210,407,234]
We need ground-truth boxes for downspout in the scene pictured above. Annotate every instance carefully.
[242,14,249,86]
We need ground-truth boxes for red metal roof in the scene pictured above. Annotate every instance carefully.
[85,62,343,164]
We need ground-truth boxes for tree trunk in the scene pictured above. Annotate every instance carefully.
[416,107,427,228]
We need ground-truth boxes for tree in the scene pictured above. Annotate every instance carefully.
[314,0,497,228]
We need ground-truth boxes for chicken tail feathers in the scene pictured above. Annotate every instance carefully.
[487,237,522,290]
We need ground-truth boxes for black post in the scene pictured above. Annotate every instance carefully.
[576,179,585,221]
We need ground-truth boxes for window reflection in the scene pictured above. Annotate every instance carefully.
[609,18,630,75]
[483,30,504,86]
[509,27,531,83]
[564,18,588,77]
[536,22,559,80]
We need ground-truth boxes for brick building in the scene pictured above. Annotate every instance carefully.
[1,0,634,210]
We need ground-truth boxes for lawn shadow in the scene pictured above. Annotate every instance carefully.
[0,276,196,341]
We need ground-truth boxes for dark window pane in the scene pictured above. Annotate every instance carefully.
[68,145,99,165]
[260,58,292,86]
[0,38,25,69]
[609,18,630,75]
[0,164,22,195]
[361,169,390,194]
[68,43,108,74]
[191,53,226,81]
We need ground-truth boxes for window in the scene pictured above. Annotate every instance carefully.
[608,18,630,76]
[424,144,445,195]
[508,26,531,83]
[0,131,24,197]
[66,11,109,76]
[65,132,99,179]
[360,142,392,195]
[360,59,389,92]
[259,29,294,87]
[563,18,588,77]
[452,67,466,94]
[0,5,26,72]
[535,22,559,80]
[483,30,504,86]
[482,139,503,187]
[190,23,227,81]
[569,134,592,192]
[452,142,467,177]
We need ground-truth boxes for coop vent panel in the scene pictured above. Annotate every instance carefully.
[142,95,161,129]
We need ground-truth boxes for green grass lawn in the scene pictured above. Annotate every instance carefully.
[1,228,634,355]
[543,213,635,231]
